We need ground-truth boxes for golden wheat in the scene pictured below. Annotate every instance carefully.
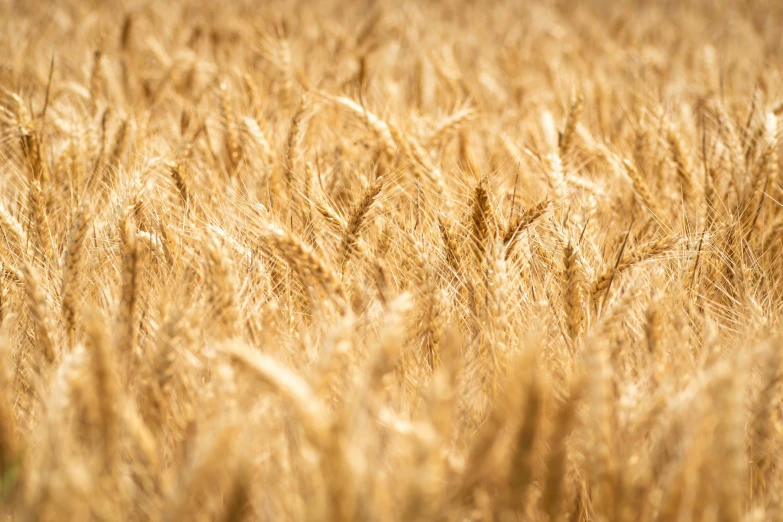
[1,0,783,520]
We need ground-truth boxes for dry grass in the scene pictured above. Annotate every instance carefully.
[1,0,783,520]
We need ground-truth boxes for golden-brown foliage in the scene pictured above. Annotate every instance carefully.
[1,0,783,520]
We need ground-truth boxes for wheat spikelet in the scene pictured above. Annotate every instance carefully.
[459,128,480,177]
[260,223,347,312]
[0,199,29,255]
[242,72,263,123]
[425,105,477,147]
[283,94,311,186]
[438,216,462,277]
[276,29,296,111]
[749,342,781,497]
[219,81,242,175]
[118,207,139,364]
[505,351,542,513]
[560,94,583,159]
[591,235,680,300]
[424,288,446,371]
[62,205,91,348]
[389,123,450,205]
[242,115,273,166]
[563,240,584,346]
[108,117,130,168]
[485,240,509,377]
[139,306,181,434]
[15,94,50,184]
[340,171,386,273]
[503,199,549,247]
[164,423,242,522]
[667,124,697,207]
[89,49,103,114]
[585,335,621,519]
[318,91,397,155]
[84,308,119,468]
[22,260,56,364]
[28,179,52,264]
[454,396,507,504]
[204,234,240,337]
[645,288,664,384]
[97,109,110,166]
[622,159,665,222]
[223,342,333,444]
[743,112,779,237]
[167,159,191,207]
[470,177,492,267]
[540,381,582,522]
[761,214,783,253]
[711,361,747,522]
[315,196,347,232]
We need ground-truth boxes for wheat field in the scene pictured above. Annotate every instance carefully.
[1,0,783,520]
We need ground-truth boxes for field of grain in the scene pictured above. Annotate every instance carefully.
[1,0,783,520]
